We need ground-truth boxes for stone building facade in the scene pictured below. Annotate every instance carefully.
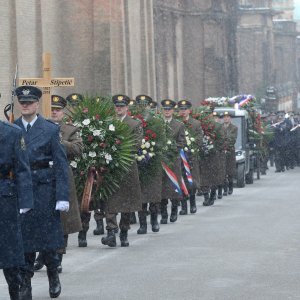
[0,0,299,119]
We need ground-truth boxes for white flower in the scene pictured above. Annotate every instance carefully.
[112,146,117,151]
[149,153,155,158]
[190,137,195,142]
[142,150,147,155]
[142,139,146,144]
[108,124,115,131]
[105,153,112,164]
[82,119,90,126]
[93,130,102,136]
[151,141,156,146]
[70,161,77,168]
[184,147,188,151]
[82,153,87,159]
[150,147,154,151]
[145,142,151,149]
[88,151,96,158]
[185,131,189,136]
[141,144,146,149]
[187,140,191,146]
[191,149,195,153]
[167,140,172,145]
[137,156,143,161]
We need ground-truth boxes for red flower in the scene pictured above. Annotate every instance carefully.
[99,143,107,148]
[95,114,100,120]
[145,136,150,141]
[87,136,94,142]
[115,139,122,145]
[146,129,153,135]
[83,108,89,113]
[152,133,157,138]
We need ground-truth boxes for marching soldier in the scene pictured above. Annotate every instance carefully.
[177,100,203,214]
[222,112,237,195]
[34,95,83,273]
[15,86,70,299]
[101,95,143,247]
[0,120,33,300]
[160,99,185,223]
[135,95,162,234]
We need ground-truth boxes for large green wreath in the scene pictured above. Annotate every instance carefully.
[69,96,136,202]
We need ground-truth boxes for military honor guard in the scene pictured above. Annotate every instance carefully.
[221,112,238,195]
[14,86,70,299]
[135,95,161,234]
[0,120,34,300]
[101,94,143,247]
[177,100,203,214]
[160,99,185,223]
[34,95,83,273]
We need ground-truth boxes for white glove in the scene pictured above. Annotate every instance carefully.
[55,201,69,212]
[20,208,31,214]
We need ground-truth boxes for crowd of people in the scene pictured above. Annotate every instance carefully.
[1,85,299,300]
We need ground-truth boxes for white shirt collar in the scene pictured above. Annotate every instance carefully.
[164,117,172,123]
[22,115,38,129]
[118,114,127,122]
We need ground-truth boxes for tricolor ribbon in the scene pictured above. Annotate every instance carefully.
[161,162,182,195]
[180,176,189,197]
[238,95,253,107]
[180,149,193,186]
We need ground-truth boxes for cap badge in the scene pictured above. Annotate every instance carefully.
[117,96,123,101]
[141,96,146,100]
[165,100,170,105]
[53,96,59,102]
[72,95,78,100]
[22,89,30,95]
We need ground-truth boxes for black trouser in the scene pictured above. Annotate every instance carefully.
[275,147,285,171]
[3,267,21,288]
[138,203,159,218]
[20,251,60,279]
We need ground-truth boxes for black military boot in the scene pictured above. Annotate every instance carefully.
[217,185,223,199]
[47,269,61,298]
[101,229,117,247]
[130,212,137,224]
[150,213,160,232]
[160,203,168,224]
[19,276,32,300]
[179,199,188,215]
[189,195,197,213]
[78,230,87,247]
[120,230,129,247]
[34,252,44,271]
[57,253,63,274]
[170,204,178,223]
[137,215,147,234]
[228,181,233,195]
[93,219,104,235]
[209,188,216,205]
[223,183,228,196]
[203,193,210,206]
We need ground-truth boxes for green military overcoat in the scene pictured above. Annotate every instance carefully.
[60,123,83,235]
[107,115,143,213]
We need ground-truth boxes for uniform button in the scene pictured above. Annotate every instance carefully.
[33,170,37,174]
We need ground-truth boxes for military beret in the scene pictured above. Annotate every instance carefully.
[161,99,176,109]
[51,95,67,109]
[112,94,130,107]
[16,85,42,102]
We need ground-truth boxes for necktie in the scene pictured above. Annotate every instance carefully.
[26,123,31,132]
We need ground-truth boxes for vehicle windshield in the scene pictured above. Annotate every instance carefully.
[231,117,243,150]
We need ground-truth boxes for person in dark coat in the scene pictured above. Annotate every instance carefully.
[14,86,70,299]
[221,112,238,195]
[34,95,83,273]
[0,120,33,300]
[178,100,203,214]
[160,99,185,223]
[101,94,143,247]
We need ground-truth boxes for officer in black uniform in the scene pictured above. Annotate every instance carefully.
[0,120,33,300]
[15,86,70,300]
